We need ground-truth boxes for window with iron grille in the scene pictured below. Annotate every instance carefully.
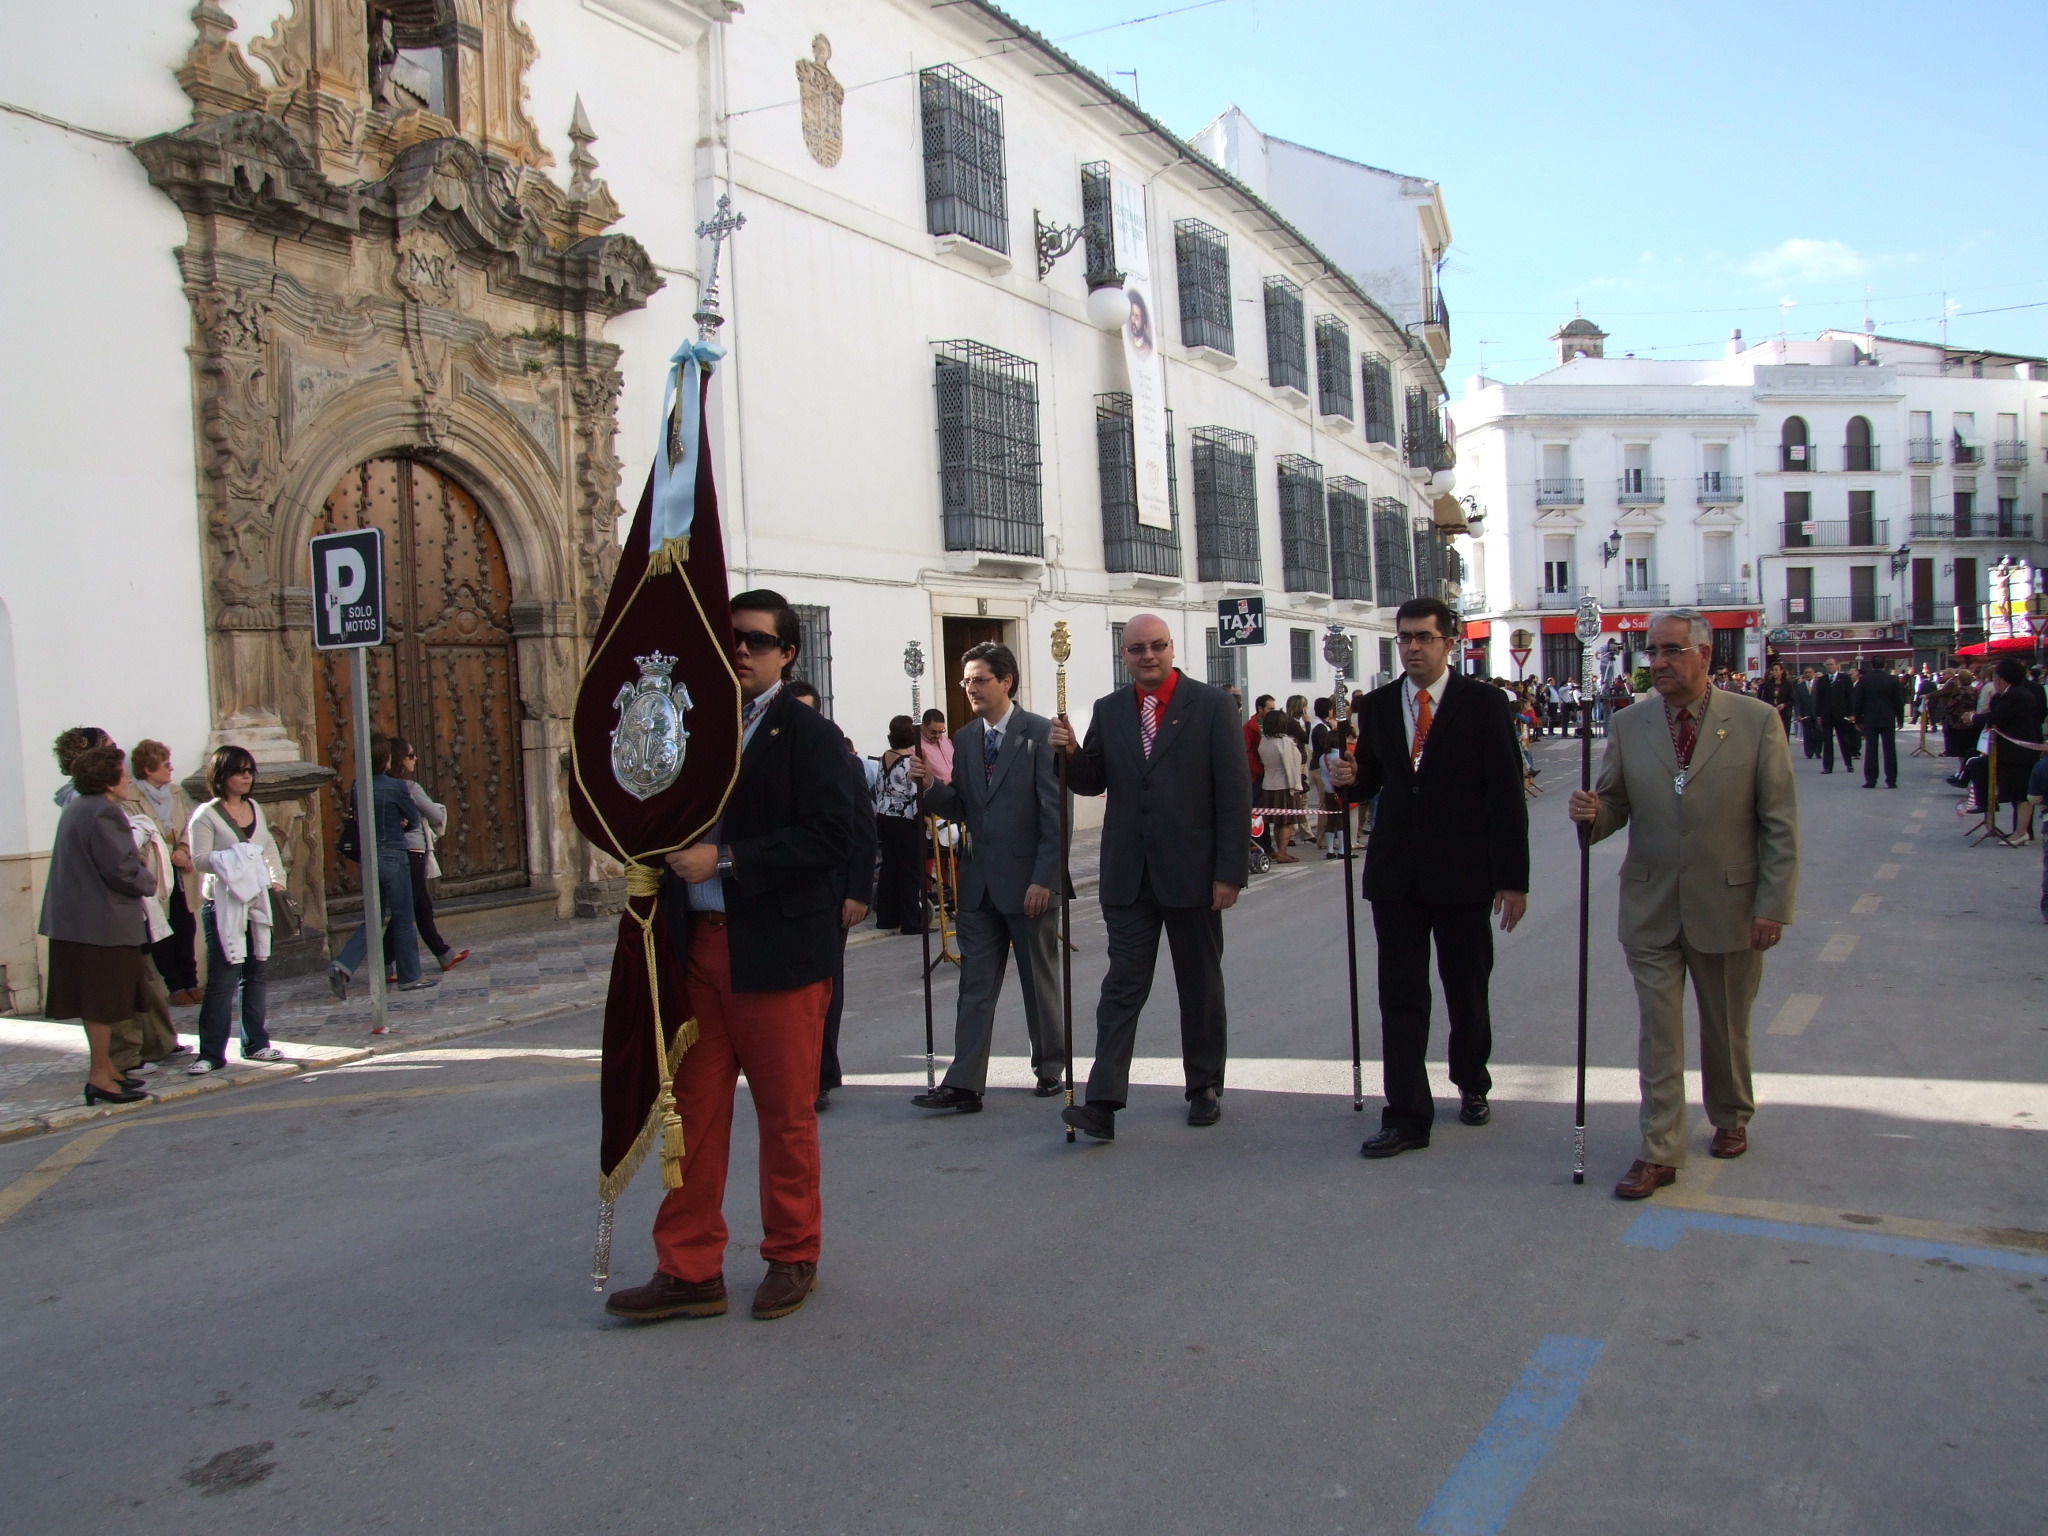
[920,65,1007,254]
[1327,476,1373,602]
[935,340,1042,557]
[1361,354,1396,446]
[1095,392,1180,578]
[1403,387,1448,470]
[1110,621,1131,690]
[1175,218,1234,355]
[1289,627,1313,682]
[1263,277,1307,394]
[1191,426,1260,583]
[1080,160,1118,287]
[1205,626,1245,695]
[1276,453,1330,595]
[792,604,834,718]
[1372,497,1414,606]
[1411,520,1445,599]
[1314,316,1353,420]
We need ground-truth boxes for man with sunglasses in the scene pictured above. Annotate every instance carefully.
[1330,597,1529,1158]
[606,590,860,1325]
[1048,613,1250,1138]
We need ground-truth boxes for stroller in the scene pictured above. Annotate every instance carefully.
[1248,811,1274,875]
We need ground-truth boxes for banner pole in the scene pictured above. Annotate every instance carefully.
[1052,622,1076,1142]
[1572,601,1602,1186]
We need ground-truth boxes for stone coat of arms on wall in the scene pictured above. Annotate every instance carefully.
[796,34,843,167]
[611,651,693,800]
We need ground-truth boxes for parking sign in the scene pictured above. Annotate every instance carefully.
[310,528,385,650]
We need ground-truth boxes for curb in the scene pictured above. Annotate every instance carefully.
[0,986,608,1145]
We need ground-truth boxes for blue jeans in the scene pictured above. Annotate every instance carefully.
[334,849,421,985]
[197,901,271,1064]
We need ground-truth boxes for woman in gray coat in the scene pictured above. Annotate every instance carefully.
[39,745,156,1105]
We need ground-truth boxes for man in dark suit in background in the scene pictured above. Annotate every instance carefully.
[1793,666,1822,759]
[908,641,1065,1111]
[1332,596,1529,1158]
[607,589,858,1325]
[1852,656,1907,789]
[787,681,876,1114]
[1050,613,1251,1139]
[1816,657,1859,773]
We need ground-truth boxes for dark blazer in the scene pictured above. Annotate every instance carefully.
[38,793,155,947]
[1973,682,2047,747]
[1343,671,1529,905]
[659,685,858,993]
[837,745,876,908]
[1851,669,1906,728]
[1067,670,1251,907]
[1792,678,1819,719]
[919,707,1061,913]
[1815,671,1856,723]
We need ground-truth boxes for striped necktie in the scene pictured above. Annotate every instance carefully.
[983,726,1000,781]
[1411,687,1434,766]
[1140,694,1161,757]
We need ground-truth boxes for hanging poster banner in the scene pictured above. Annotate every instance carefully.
[1113,174,1171,531]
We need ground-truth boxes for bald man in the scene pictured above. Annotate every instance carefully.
[1050,615,1251,1139]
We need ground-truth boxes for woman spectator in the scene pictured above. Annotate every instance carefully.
[51,725,112,810]
[872,715,925,934]
[1257,709,1306,864]
[38,745,156,1105]
[390,738,469,976]
[115,765,187,1076]
[1970,657,2045,840]
[328,736,430,1002]
[126,739,201,1003]
[187,745,290,1072]
[1758,663,1794,737]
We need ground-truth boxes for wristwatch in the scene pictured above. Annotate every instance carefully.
[715,845,734,877]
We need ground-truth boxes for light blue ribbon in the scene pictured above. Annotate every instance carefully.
[650,338,725,558]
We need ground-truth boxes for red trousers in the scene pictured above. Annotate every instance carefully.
[652,921,833,1284]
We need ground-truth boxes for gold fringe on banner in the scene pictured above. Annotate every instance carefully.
[645,536,691,577]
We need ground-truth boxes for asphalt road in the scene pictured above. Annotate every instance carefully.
[4,730,2045,1534]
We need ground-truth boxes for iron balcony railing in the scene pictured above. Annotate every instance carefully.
[1458,591,1488,616]
[1909,511,2036,540]
[1781,596,1893,624]
[1779,518,1890,549]
[1843,444,1880,471]
[1617,475,1665,505]
[1908,437,1940,464]
[1696,581,1750,605]
[1615,583,1670,607]
[1537,586,1587,610]
[1952,439,1984,466]
[1996,439,2028,467]
[1780,444,1814,471]
[1697,474,1743,503]
[1907,601,1958,628]
[1535,478,1584,505]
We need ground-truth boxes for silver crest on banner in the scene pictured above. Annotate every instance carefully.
[610,651,693,801]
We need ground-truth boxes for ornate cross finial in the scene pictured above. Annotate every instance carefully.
[693,193,747,339]
[568,95,598,200]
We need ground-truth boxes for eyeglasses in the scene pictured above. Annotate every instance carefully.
[732,628,787,654]
[1122,639,1172,655]
[1645,644,1697,660]
[1395,630,1446,646]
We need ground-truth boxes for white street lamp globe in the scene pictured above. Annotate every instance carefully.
[1430,468,1457,496]
[1085,283,1130,332]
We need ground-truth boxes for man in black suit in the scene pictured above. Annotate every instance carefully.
[1050,613,1250,1138]
[607,590,858,1326]
[1852,656,1906,789]
[1331,596,1529,1158]
[787,682,876,1114]
[908,641,1065,1111]
[1815,657,1859,773]
[1793,666,1822,758]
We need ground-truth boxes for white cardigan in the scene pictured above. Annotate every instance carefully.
[186,799,285,906]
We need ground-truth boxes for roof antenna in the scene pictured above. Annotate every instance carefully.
[1113,68,1141,110]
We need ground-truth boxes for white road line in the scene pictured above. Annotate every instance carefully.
[1851,895,1882,914]
[1768,994,1824,1037]
[1891,843,1917,854]
[1876,863,1901,879]
[1818,934,1859,962]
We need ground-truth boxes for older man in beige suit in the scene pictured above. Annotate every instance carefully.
[1569,610,1798,1199]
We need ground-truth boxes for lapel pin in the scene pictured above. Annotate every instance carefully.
[770,727,780,736]
[1716,728,1726,739]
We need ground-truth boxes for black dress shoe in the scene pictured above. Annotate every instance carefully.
[1360,1127,1429,1159]
[1032,1078,1064,1098]
[910,1085,982,1113]
[1187,1086,1221,1127]
[813,1090,831,1113]
[1458,1091,1491,1126]
[83,1082,147,1106]
[1062,1102,1115,1141]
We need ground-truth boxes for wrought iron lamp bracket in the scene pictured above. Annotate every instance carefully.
[1034,208,1085,280]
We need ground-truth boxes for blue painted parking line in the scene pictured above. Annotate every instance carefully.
[1622,1206,2048,1275]
[1414,1334,1605,1536]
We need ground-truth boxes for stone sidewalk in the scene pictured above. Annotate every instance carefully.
[0,821,1109,1141]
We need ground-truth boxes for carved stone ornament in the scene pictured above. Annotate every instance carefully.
[796,34,843,168]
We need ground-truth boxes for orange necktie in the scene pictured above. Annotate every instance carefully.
[1411,688,1434,765]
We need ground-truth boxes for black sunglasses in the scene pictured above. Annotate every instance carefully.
[733,628,789,654]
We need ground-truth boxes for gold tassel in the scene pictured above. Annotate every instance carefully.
[659,1091,685,1189]
[645,536,691,577]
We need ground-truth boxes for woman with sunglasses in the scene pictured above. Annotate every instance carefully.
[186,744,290,1072]
[389,738,469,976]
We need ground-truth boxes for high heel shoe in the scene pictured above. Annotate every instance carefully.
[84,1082,147,1106]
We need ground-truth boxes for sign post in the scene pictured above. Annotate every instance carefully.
[311,528,389,1036]
[1571,594,1603,1186]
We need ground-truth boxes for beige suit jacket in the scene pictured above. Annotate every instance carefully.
[1588,688,1799,953]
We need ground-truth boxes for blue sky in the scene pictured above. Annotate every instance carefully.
[998,0,2048,388]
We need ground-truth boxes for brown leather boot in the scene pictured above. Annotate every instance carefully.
[1612,1160,1678,1200]
[603,1270,727,1321]
[751,1260,818,1320]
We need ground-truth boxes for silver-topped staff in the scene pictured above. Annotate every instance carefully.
[1571,594,1603,1184]
[1323,624,1365,1113]
[905,639,936,1091]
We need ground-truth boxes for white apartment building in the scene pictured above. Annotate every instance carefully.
[0,0,1458,1007]
[1452,321,2048,685]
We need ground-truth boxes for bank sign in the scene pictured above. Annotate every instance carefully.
[310,528,386,650]
[1216,596,1266,647]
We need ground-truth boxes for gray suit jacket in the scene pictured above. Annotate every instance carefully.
[1589,687,1799,953]
[920,708,1061,914]
[39,793,155,947]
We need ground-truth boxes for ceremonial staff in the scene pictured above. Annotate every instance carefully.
[1571,596,1603,1184]
[906,639,935,1090]
[1051,622,1077,1142]
[1324,624,1364,1112]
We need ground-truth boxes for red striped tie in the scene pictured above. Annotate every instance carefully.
[1140,694,1161,757]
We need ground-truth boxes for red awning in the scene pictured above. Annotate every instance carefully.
[1954,635,2041,657]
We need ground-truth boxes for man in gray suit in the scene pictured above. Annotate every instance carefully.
[1050,613,1251,1139]
[908,642,1065,1111]
[1569,609,1799,1199]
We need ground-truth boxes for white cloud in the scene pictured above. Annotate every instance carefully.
[1741,239,1870,284]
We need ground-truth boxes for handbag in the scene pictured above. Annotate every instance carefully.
[270,891,304,940]
[336,788,362,864]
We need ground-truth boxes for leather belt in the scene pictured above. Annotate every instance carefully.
[692,910,729,927]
